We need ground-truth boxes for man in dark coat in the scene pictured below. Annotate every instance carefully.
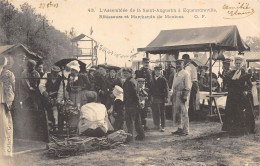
[105,66,122,109]
[39,66,62,132]
[135,58,152,130]
[150,66,169,132]
[123,68,145,141]
[218,59,231,92]
[95,64,108,104]
[88,68,96,91]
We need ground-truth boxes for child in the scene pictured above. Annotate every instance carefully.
[110,85,124,131]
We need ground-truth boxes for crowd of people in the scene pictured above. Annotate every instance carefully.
[0,53,257,158]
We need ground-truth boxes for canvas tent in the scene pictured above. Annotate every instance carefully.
[138,25,249,54]
[138,25,250,115]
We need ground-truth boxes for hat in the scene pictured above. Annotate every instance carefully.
[113,85,123,94]
[51,65,61,72]
[107,65,121,71]
[27,59,37,67]
[136,78,145,82]
[182,54,190,60]
[142,58,150,63]
[113,85,124,99]
[223,59,231,64]
[70,64,80,72]
[154,66,162,70]
[83,91,98,103]
[89,68,96,71]
[98,64,107,69]
[91,65,98,69]
[122,67,133,74]
[234,55,244,61]
[67,60,80,68]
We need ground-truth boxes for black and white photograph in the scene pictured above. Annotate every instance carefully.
[0,0,260,165]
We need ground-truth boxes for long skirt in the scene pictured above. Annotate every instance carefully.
[222,92,255,134]
[0,104,13,157]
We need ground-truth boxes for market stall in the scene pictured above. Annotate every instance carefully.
[138,25,250,121]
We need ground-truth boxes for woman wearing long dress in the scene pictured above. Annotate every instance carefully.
[0,56,15,157]
[222,55,255,134]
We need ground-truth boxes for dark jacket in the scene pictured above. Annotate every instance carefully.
[123,76,139,108]
[150,76,169,103]
[45,73,62,98]
[135,67,152,89]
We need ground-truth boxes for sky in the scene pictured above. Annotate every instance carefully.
[9,0,260,66]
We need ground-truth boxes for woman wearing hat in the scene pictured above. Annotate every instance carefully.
[222,55,255,134]
[110,85,124,131]
[0,56,15,158]
[66,63,85,108]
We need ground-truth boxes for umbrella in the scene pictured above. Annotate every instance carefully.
[54,58,86,72]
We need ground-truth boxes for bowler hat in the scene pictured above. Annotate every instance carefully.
[182,54,190,60]
[223,59,231,64]
[51,65,61,72]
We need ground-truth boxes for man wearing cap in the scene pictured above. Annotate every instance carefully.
[95,64,108,105]
[39,65,62,132]
[171,59,192,136]
[182,54,199,119]
[36,61,45,78]
[88,68,96,91]
[135,58,152,130]
[150,66,169,132]
[123,67,145,141]
[218,59,231,92]
[105,66,122,109]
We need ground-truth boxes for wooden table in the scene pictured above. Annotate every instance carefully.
[200,92,228,124]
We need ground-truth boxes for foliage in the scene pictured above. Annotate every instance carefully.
[246,36,260,52]
[0,0,74,70]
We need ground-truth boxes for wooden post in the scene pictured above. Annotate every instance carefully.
[91,40,94,66]
[146,52,149,58]
[104,51,106,64]
[209,44,213,115]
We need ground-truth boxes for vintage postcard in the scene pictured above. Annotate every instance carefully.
[0,0,260,165]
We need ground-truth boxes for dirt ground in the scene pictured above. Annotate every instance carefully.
[2,116,260,166]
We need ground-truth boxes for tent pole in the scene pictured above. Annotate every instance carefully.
[209,44,213,115]
[146,52,149,58]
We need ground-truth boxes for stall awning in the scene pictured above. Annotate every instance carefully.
[138,25,250,54]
